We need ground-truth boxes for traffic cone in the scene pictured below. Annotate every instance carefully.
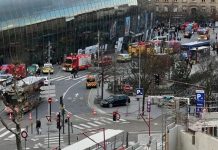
[92,108,97,115]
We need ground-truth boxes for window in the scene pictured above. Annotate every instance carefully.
[182,6,187,12]
[173,7,178,12]
[202,0,205,2]
[156,6,159,12]
[164,6,168,12]
[156,0,159,2]
[174,0,178,2]
[211,0,215,2]
[165,0,169,2]
[211,6,216,13]
[202,7,206,12]
[182,0,187,2]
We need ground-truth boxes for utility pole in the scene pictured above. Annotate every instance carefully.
[97,30,100,99]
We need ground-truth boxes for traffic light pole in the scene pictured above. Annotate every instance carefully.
[68,117,70,145]
[58,112,61,150]
[60,96,65,134]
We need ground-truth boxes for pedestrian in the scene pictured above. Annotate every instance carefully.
[36,120,41,135]
[71,67,75,78]
[74,67,79,78]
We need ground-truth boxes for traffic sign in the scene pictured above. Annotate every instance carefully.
[196,90,205,113]
[46,115,51,122]
[123,84,131,92]
[21,131,28,139]
[40,85,56,90]
[136,88,143,96]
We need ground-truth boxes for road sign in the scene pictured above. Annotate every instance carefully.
[196,90,205,113]
[136,88,143,96]
[123,84,131,92]
[46,115,51,122]
[40,85,56,90]
[21,131,28,139]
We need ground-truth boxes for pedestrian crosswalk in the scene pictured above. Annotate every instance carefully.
[49,75,87,82]
[44,135,64,145]
[72,117,130,130]
[0,127,26,141]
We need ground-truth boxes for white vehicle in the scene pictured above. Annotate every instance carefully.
[0,74,13,86]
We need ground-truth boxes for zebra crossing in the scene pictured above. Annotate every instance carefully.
[49,75,87,82]
[44,135,64,146]
[0,127,26,141]
[72,117,130,130]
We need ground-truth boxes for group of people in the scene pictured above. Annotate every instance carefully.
[71,67,79,78]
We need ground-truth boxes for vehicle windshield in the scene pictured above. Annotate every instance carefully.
[106,96,114,101]
[65,59,72,64]
[44,64,52,68]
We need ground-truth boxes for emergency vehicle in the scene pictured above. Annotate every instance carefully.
[86,74,97,89]
[62,54,91,71]
[0,64,27,79]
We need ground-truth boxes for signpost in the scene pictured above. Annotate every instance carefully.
[196,90,205,114]
[21,131,28,150]
[40,85,56,98]
[136,88,143,118]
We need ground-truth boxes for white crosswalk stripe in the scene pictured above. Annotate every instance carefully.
[71,117,130,131]
[0,127,28,141]
[44,136,64,144]
[50,75,87,82]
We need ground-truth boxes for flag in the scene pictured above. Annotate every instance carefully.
[124,16,131,36]
[110,21,117,40]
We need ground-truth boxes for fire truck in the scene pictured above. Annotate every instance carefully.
[62,54,92,71]
[86,74,97,89]
[0,64,27,79]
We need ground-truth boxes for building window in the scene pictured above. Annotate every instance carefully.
[173,7,178,12]
[174,0,178,2]
[211,6,216,13]
[156,0,159,2]
[164,6,168,12]
[202,7,206,12]
[182,6,187,12]
[202,0,205,2]
[156,6,159,12]
[182,0,187,2]
[165,0,169,2]
[211,0,215,2]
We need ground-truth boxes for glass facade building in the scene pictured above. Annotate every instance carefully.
[0,0,141,64]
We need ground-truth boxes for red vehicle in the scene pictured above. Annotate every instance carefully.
[0,64,15,75]
[0,64,27,79]
[95,55,112,66]
[62,54,92,71]
[14,64,27,79]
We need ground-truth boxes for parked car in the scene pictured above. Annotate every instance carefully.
[0,74,13,86]
[117,54,131,62]
[42,63,54,74]
[100,94,130,108]
[27,64,40,76]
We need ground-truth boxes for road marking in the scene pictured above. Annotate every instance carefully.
[72,75,87,80]
[63,80,82,98]
[44,136,63,140]
[0,127,6,132]
[73,125,84,130]
[119,118,127,122]
[5,128,25,140]
[0,128,15,138]
[50,76,65,81]
[87,122,99,127]
[56,76,71,81]
[100,120,111,124]
[73,115,90,121]
[75,93,79,97]
[104,118,120,122]
[154,123,158,125]
[79,124,92,128]
[93,121,105,125]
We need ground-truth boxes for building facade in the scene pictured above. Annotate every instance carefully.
[154,0,218,24]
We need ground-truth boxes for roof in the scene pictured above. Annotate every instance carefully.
[0,0,138,30]
[62,129,124,150]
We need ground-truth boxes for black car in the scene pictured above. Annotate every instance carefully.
[100,94,130,108]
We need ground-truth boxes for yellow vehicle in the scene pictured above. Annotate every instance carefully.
[198,34,210,41]
[128,42,155,57]
[86,75,97,89]
[42,63,54,74]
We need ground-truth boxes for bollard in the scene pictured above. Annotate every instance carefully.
[71,122,73,133]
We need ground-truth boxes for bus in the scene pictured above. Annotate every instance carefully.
[180,41,210,63]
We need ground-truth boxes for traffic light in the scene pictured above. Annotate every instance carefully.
[154,74,160,85]
[56,113,61,129]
